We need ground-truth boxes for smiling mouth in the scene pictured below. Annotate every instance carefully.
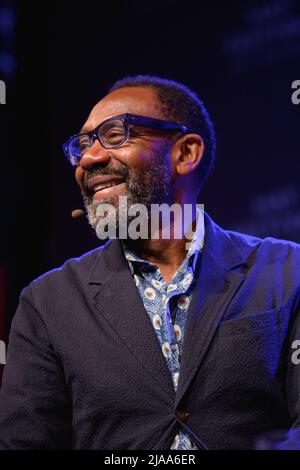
[93,180,123,193]
[84,174,126,200]
[90,180,126,202]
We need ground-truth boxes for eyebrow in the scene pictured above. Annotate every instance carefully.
[78,113,125,134]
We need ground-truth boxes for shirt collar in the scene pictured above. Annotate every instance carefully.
[121,206,204,276]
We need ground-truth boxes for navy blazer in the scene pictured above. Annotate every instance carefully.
[0,214,300,450]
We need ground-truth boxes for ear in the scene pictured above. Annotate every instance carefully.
[170,134,205,176]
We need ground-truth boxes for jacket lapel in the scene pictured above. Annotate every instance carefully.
[175,215,247,407]
[87,212,249,408]
[88,240,175,402]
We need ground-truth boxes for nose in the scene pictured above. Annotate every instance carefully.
[79,139,112,171]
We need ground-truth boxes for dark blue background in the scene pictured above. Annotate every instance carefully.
[0,0,299,334]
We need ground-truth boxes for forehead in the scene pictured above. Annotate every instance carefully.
[82,87,165,131]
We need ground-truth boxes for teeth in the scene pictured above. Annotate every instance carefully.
[94,181,121,192]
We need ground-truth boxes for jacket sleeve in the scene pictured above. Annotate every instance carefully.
[286,299,300,446]
[0,284,72,449]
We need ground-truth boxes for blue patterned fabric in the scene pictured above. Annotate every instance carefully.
[121,218,204,450]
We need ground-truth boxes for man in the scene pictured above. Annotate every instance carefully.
[0,75,300,450]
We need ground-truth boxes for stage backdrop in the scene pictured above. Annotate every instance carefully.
[1,0,299,334]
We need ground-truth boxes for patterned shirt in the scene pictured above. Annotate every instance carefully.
[121,211,204,450]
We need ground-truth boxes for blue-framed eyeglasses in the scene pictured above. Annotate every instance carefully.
[62,113,195,167]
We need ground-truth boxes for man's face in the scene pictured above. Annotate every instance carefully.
[75,87,176,233]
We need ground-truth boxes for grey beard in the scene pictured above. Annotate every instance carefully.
[83,145,173,237]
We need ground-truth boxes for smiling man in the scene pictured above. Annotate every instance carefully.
[72,83,207,281]
[0,75,300,450]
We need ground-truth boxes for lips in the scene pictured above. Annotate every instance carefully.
[85,174,126,201]
[86,175,125,196]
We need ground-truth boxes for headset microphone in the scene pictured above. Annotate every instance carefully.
[71,209,84,218]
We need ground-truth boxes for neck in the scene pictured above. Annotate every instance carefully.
[125,200,199,280]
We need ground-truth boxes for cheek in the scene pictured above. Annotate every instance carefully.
[118,146,151,168]
[75,167,84,188]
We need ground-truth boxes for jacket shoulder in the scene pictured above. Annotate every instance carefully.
[26,241,112,294]
[226,227,300,266]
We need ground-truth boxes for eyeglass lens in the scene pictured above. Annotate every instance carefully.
[70,118,127,161]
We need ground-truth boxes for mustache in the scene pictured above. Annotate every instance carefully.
[83,165,130,195]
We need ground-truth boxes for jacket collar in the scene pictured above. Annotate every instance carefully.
[88,213,249,404]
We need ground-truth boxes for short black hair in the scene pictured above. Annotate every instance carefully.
[109,75,216,190]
